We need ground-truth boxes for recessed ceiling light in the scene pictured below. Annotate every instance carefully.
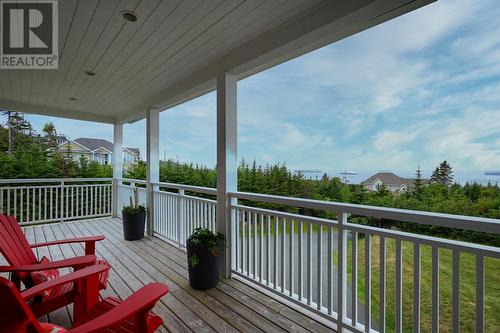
[84,70,96,76]
[69,97,77,101]
[121,10,138,22]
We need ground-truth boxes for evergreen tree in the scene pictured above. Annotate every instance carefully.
[430,166,440,183]
[430,160,454,186]
[439,160,454,186]
[42,122,58,149]
[414,165,424,200]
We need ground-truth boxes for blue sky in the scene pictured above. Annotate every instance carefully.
[25,0,500,183]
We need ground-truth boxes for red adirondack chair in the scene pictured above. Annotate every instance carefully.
[0,264,168,333]
[0,214,110,320]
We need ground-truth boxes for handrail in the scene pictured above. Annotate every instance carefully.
[0,178,113,184]
[117,177,147,185]
[230,191,500,234]
[152,181,217,195]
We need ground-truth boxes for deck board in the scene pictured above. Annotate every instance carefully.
[12,218,333,332]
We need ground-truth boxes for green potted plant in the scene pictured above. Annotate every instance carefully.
[187,228,225,290]
[122,188,146,241]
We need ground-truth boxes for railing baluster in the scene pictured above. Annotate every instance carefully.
[197,200,201,229]
[476,255,484,333]
[365,233,371,332]
[44,187,47,220]
[298,220,304,301]
[274,215,278,289]
[25,188,29,223]
[242,210,246,275]
[266,214,271,285]
[14,188,17,218]
[352,231,358,326]
[328,226,333,315]
[260,213,264,283]
[178,190,184,246]
[38,187,41,221]
[7,188,10,215]
[247,211,251,277]
[26,187,29,222]
[32,187,36,223]
[187,198,194,235]
[86,186,89,216]
[289,219,294,297]
[90,184,93,217]
[432,247,439,333]
[413,242,420,333]
[254,211,258,279]
[70,186,74,218]
[20,188,24,222]
[66,186,69,218]
[317,225,323,310]
[80,186,83,217]
[307,222,313,305]
[235,209,240,272]
[281,217,286,293]
[100,185,103,215]
[452,250,460,333]
[380,236,386,333]
[396,239,403,333]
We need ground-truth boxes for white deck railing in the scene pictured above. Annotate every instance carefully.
[229,191,500,333]
[0,178,113,225]
[146,182,500,332]
[115,178,147,218]
[3,178,499,332]
[151,181,217,248]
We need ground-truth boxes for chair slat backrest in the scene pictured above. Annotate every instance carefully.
[0,277,42,333]
[0,214,38,267]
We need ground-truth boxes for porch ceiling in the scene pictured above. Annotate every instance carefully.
[0,0,433,124]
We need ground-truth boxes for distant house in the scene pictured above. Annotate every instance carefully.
[362,172,423,193]
[53,138,140,169]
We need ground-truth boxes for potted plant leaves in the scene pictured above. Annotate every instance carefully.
[187,228,225,290]
[122,188,146,241]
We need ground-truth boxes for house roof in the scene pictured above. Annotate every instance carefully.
[73,138,139,155]
[125,148,140,156]
[362,172,416,186]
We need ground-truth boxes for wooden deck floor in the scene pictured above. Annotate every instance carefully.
[10,218,333,333]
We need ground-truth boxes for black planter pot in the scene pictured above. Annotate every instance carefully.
[122,211,146,240]
[186,243,222,290]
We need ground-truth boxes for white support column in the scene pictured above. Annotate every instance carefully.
[112,124,123,218]
[216,71,237,278]
[146,108,160,236]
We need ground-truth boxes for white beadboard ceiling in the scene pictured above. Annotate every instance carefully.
[0,0,434,124]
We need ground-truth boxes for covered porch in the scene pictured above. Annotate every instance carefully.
[2,0,499,332]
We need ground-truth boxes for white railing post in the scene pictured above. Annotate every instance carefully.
[60,180,65,222]
[112,123,123,218]
[216,71,238,278]
[146,108,160,236]
[177,189,185,248]
[337,211,348,332]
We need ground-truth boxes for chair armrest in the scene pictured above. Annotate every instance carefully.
[21,265,108,300]
[68,283,169,333]
[31,236,105,255]
[0,255,96,273]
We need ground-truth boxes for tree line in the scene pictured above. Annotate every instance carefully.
[0,112,112,179]
[2,114,499,246]
[126,159,500,246]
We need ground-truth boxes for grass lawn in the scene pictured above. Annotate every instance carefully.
[345,236,500,333]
